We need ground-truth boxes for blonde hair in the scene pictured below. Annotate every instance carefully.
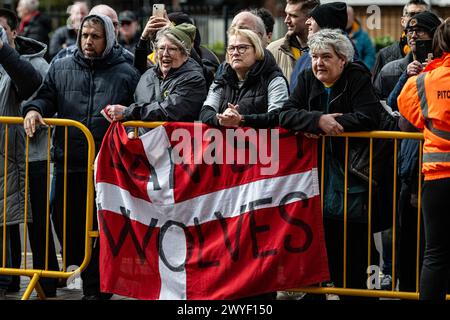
[225,27,264,63]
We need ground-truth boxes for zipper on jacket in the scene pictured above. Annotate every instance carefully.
[87,61,95,129]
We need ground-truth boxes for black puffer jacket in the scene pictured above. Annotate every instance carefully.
[22,14,140,170]
[20,11,52,60]
[200,50,286,128]
[373,52,413,100]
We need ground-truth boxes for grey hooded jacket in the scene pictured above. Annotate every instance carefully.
[22,14,140,170]
[0,36,47,225]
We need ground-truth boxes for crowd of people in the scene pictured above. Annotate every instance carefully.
[0,0,449,301]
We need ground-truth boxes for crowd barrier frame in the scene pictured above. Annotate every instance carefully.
[124,123,449,300]
[0,116,95,300]
[2,118,448,300]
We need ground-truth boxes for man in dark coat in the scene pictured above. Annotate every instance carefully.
[16,0,51,60]
[49,1,89,59]
[22,13,140,300]
[372,0,430,80]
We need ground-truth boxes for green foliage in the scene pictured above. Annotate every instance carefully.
[205,41,224,56]
[374,35,395,52]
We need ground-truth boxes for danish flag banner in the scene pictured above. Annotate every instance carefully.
[95,122,329,300]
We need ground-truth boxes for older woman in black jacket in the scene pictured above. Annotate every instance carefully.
[200,27,288,129]
[280,29,384,299]
[106,23,206,138]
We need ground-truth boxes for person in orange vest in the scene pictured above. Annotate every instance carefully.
[398,19,450,300]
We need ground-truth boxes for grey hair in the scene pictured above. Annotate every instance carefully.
[308,29,354,63]
[230,11,267,40]
[402,0,430,17]
[155,27,190,56]
[21,0,39,11]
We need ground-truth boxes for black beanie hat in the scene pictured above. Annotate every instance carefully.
[168,12,201,48]
[406,11,441,36]
[310,2,348,31]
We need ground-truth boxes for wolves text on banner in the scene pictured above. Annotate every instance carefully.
[95,122,330,300]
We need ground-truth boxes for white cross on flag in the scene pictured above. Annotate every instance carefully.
[95,122,329,300]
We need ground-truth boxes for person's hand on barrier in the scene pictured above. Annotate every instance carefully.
[141,12,170,41]
[127,131,136,139]
[304,133,320,139]
[106,104,126,121]
[407,60,423,77]
[24,110,46,138]
[318,113,344,135]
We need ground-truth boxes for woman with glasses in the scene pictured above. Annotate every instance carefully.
[200,27,288,128]
[106,23,206,137]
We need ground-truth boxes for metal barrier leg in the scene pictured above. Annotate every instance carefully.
[21,273,45,300]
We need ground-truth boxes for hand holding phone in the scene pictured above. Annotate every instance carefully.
[415,39,433,63]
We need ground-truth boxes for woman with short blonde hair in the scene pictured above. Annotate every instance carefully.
[200,27,288,128]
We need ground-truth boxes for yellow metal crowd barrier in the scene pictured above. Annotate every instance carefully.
[1,118,448,300]
[124,123,447,300]
[0,116,95,300]
[292,130,449,300]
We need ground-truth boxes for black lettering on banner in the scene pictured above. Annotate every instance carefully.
[99,206,158,263]
[230,132,256,173]
[193,218,220,268]
[279,130,305,160]
[109,125,161,190]
[158,220,194,272]
[295,132,304,159]
[180,163,201,184]
[178,136,201,183]
[248,198,277,259]
[278,192,313,253]
[147,162,161,191]
[167,146,175,190]
[203,135,222,177]
[214,205,246,262]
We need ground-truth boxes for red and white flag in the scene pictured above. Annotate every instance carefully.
[95,122,329,300]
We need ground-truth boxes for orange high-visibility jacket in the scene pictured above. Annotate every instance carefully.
[398,54,450,181]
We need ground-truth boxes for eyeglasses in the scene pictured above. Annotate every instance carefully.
[156,45,180,55]
[404,11,422,18]
[226,44,253,55]
[406,28,427,37]
[121,21,132,26]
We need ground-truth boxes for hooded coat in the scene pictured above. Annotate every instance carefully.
[0,36,47,225]
[22,14,140,170]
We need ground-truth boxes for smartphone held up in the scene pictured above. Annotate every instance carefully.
[415,39,433,64]
[152,4,165,18]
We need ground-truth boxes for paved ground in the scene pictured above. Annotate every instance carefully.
[3,252,133,300]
